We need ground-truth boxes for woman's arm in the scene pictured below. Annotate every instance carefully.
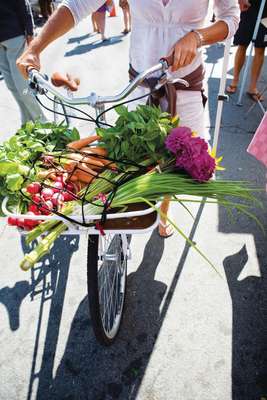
[17,0,105,78]
[170,0,240,71]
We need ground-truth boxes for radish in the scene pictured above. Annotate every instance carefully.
[8,217,18,226]
[55,175,64,183]
[39,200,53,214]
[41,188,54,200]
[64,182,75,193]
[32,193,42,204]
[17,218,25,228]
[63,191,76,201]
[51,193,64,206]
[53,181,64,192]
[42,155,54,165]
[27,182,41,195]
[28,204,40,214]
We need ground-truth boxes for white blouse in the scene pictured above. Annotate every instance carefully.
[61,0,240,78]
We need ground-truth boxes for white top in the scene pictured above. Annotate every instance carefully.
[61,0,240,78]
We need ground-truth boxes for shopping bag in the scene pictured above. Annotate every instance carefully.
[247,112,267,167]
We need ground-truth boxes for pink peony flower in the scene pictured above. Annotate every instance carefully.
[165,127,192,154]
[165,127,216,182]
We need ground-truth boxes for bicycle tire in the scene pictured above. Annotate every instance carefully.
[87,233,127,345]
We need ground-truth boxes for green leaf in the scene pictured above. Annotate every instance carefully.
[0,160,18,176]
[6,173,24,192]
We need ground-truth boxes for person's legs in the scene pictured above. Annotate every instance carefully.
[5,36,46,124]
[95,11,107,41]
[248,46,265,97]
[91,12,99,33]
[0,41,32,123]
[158,90,206,237]
[226,45,247,93]
[122,6,131,33]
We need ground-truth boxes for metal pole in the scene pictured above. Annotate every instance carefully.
[237,0,267,106]
[212,39,232,155]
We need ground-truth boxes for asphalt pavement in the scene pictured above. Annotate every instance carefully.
[0,10,267,400]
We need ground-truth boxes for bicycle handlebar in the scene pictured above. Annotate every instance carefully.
[28,60,189,108]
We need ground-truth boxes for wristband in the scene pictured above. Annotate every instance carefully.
[191,30,205,48]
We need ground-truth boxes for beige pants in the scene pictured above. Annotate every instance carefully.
[0,35,46,125]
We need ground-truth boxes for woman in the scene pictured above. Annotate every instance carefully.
[119,0,131,35]
[227,0,267,101]
[17,0,239,236]
[91,1,113,41]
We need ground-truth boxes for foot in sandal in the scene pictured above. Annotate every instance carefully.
[247,91,264,102]
[158,218,174,238]
[226,82,238,94]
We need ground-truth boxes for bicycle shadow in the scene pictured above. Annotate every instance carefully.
[17,234,80,400]
[33,230,167,400]
[65,35,124,57]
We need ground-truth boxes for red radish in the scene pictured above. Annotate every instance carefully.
[41,188,54,200]
[32,193,42,204]
[53,181,64,192]
[39,200,53,214]
[64,182,75,193]
[24,212,39,229]
[42,155,54,164]
[17,218,25,228]
[28,204,40,214]
[26,182,41,195]
[55,175,64,183]
[51,193,64,206]
[63,191,76,201]
[8,217,17,226]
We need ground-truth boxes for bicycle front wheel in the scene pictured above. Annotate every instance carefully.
[87,233,128,345]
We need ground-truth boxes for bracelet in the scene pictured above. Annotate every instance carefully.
[191,29,205,48]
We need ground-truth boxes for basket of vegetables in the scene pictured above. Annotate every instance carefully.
[1,105,261,270]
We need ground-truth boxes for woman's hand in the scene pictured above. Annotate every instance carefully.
[169,32,199,72]
[238,0,251,12]
[16,47,41,79]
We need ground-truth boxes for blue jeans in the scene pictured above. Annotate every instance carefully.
[0,35,46,125]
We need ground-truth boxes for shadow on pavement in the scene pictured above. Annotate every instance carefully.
[19,235,80,400]
[65,35,124,57]
[30,202,206,400]
[67,33,92,44]
[207,51,267,400]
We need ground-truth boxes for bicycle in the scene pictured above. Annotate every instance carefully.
[3,60,188,345]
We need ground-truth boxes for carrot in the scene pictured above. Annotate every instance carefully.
[67,135,100,150]
[72,170,95,184]
[81,146,108,157]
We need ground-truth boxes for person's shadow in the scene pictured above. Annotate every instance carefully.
[209,56,267,398]
[65,35,124,57]
[9,234,80,400]
[33,230,167,400]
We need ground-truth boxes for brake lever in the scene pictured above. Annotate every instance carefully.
[154,73,189,91]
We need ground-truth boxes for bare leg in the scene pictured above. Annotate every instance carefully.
[122,6,131,33]
[91,13,98,33]
[227,45,247,93]
[95,12,107,40]
[158,197,174,238]
[248,47,265,95]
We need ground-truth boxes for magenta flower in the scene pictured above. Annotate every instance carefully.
[165,127,192,154]
[165,127,216,182]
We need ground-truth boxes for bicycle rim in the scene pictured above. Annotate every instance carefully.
[87,234,127,344]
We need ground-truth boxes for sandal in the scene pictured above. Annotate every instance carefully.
[158,220,174,238]
[247,91,264,102]
[226,84,238,94]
